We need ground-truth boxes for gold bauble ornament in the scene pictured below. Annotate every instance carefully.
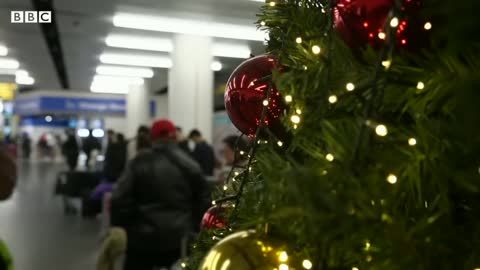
[199,230,308,270]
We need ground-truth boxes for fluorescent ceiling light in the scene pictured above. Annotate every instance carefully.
[15,70,29,77]
[105,35,173,52]
[90,83,129,94]
[96,65,154,78]
[105,34,251,59]
[16,76,34,85]
[0,58,20,69]
[100,53,172,68]
[212,43,251,59]
[90,75,144,94]
[0,45,8,56]
[113,13,265,41]
[250,0,265,2]
[93,75,144,84]
[211,61,222,71]
[0,69,17,75]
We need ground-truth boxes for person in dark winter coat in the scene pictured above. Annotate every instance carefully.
[62,130,79,171]
[0,149,14,270]
[111,119,211,270]
[21,133,31,159]
[0,148,16,200]
[104,132,127,183]
[188,129,215,176]
[83,131,101,169]
[127,126,151,161]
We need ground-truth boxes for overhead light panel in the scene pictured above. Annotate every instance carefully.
[90,83,129,94]
[93,75,144,85]
[0,69,17,75]
[16,76,35,85]
[90,75,144,94]
[0,45,8,56]
[105,34,173,52]
[211,61,223,71]
[212,43,251,59]
[15,70,29,77]
[0,58,20,69]
[113,13,265,41]
[99,53,172,68]
[96,65,154,78]
[105,34,251,59]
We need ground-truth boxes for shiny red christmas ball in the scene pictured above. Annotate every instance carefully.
[201,204,232,230]
[334,0,430,49]
[225,55,285,137]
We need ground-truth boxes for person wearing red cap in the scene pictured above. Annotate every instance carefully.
[111,119,211,270]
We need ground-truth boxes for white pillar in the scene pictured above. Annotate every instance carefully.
[168,34,214,143]
[126,82,151,138]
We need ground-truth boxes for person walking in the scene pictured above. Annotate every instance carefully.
[21,133,31,160]
[188,129,215,176]
[111,119,211,270]
[127,126,151,161]
[62,129,80,171]
[83,130,101,169]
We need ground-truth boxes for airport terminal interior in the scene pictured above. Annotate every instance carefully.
[1,0,479,269]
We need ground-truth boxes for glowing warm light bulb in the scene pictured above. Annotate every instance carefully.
[279,251,288,262]
[326,153,334,162]
[382,60,391,69]
[263,99,269,106]
[181,262,187,268]
[387,174,398,184]
[260,21,266,26]
[279,264,289,270]
[311,45,321,55]
[408,138,417,146]
[375,124,388,137]
[365,241,371,251]
[234,171,239,176]
[223,185,228,191]
[378,32,386,40]
[390,17,399,27]
[285,95,293,103]
[303,65,308,70]
[240,151,245,155]
[346,83,355,91]
[269,1,276,7]
[291,115,301,124]
[424,22,432,30]
[296,37,302,44]
[302,260,313,269]
[417,81,425,90]
[352,267,359,270]
[212,200,216,205]
[277,141,283,147]
[328,95,338,104]
[296,109,302,115]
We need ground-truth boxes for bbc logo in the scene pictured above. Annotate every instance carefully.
[11,11,52,23]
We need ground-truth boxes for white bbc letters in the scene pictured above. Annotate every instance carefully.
[10,11,51,23]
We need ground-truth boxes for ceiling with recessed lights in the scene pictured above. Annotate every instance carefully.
[0,0,266,93]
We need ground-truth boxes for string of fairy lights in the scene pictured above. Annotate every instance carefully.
[190,0,440,269]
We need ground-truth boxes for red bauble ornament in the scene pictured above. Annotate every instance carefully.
[201,204,232,230]
[225,55,285,137]
[334,0,430,49]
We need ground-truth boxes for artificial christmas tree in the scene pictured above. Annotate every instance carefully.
[189,0,480,269]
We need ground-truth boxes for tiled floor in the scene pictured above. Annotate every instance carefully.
[0,161,98,270]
